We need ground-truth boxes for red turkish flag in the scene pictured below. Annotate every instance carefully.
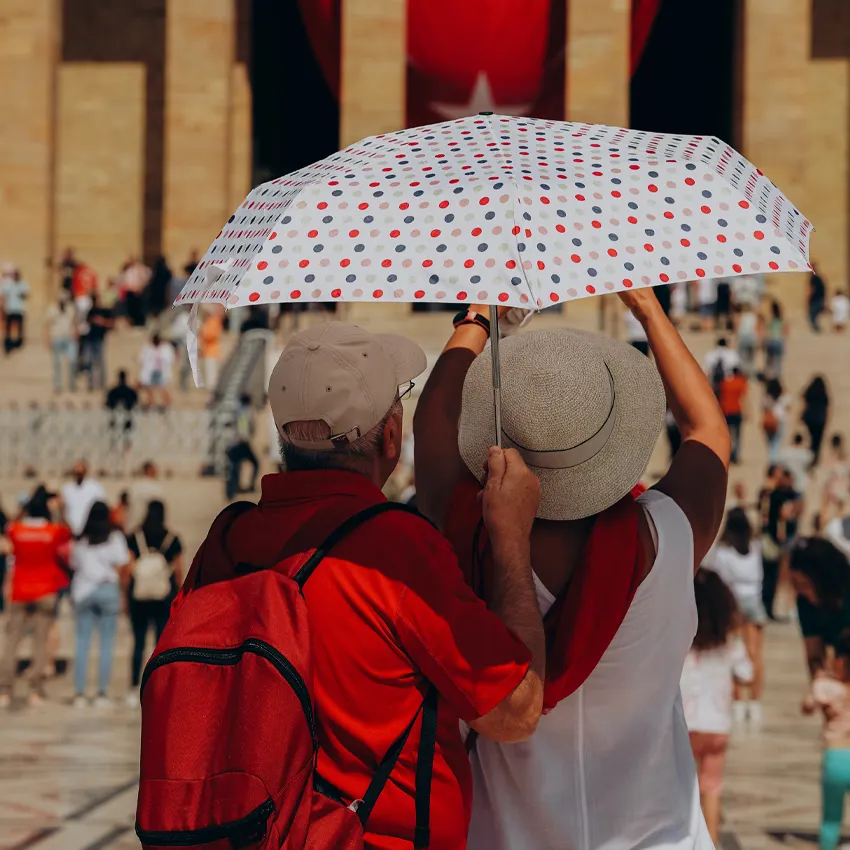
[298,0,659,129]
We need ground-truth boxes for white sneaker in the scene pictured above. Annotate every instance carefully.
[732,701,748,725]
[125,689,140,710]
[73,694,89,709]
[92,694,113,709]
[0,693,11,709]
[748,701,764,726]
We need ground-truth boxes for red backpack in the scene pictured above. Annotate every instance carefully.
[135,500,437,850]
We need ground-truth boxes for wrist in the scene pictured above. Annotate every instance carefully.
[490,531,532,569]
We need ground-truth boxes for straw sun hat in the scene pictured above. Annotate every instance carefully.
[458,328,666,521]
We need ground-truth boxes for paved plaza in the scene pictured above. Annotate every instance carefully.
[0,300,848,848]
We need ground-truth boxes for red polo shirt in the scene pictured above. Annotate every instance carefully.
[231,471,531,850]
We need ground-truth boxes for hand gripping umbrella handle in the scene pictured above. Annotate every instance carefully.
[489,304,502,448]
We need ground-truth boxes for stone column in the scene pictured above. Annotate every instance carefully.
[162,0,234,269]
[340,0,407,323]
[55,64,146,284]
[565,0,631,330]
[0,0,60,306]
[228,63,253,213]
[740,0,812,307]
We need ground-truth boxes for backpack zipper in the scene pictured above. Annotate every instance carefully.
[136,797,274,847]
[141,639,314,741]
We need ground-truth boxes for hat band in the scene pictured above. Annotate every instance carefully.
[501,367,616,470]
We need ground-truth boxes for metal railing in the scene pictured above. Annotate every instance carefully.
[0,406,236,479]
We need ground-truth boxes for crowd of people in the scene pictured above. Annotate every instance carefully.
[0,460,183,709]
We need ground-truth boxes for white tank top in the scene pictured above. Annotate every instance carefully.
[468,491,713,850]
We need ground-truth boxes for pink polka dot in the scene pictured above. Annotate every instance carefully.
[270,290,281,299]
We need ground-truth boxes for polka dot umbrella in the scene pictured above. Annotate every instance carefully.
[176,114,812,437]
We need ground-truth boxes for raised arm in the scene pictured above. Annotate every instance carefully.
[620,289,731,569]
[413,308,495,530]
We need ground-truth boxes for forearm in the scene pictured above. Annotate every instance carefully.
[488,537,545,682]
[637,295,729,453]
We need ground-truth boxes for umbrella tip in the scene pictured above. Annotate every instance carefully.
[479,111,494,116]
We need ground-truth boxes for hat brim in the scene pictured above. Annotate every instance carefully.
[458,329,666,521]
[376,333,428,384]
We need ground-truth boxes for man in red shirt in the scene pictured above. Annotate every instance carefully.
[0,487,71,707]
[228,322,545,849]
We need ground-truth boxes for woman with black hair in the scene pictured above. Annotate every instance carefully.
[70,501,130,707]
[802,375,830,465]
[790,538,850,685]
[125,500,183,707]
[704,507,765,724]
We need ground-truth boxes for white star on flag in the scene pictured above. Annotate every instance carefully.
[432,73,533,120]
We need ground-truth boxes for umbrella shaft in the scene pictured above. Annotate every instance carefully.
[490,304,502,448]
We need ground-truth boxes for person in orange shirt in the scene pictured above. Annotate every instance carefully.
[719,367,749,465]
[199,308,224,390]
[0,486,71,707]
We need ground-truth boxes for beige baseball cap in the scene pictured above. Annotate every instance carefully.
[269,322,426,450]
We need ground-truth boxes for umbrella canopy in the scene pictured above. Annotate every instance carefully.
[176,114,812,311]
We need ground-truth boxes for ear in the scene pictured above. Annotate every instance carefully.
[382,414,401,462]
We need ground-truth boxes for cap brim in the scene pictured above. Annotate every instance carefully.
[376,334,427,384]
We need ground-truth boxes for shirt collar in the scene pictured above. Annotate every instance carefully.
[260,470,387,507]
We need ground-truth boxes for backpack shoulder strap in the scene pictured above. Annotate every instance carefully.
[293,501,427,589]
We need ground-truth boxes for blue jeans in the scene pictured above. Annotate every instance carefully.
[821,749,850,849]
[51,338,77,392]
[84,337,106,391]
[74,583,121,696]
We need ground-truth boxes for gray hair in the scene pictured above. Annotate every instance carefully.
[280,398,403,473]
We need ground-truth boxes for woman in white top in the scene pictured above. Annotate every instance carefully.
[681,568,753,843]
[763,378,790,465]
[70,501,131,707]
[44,295,78,393]
[735,302,760,377]
[703,507,765,724]
[415,285,732,850]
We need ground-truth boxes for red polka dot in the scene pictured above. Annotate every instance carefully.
[349,229,360,237]
[331,289,342,298]
[575,194,586,202]
[754,230,764,240]
[608,248,618,257]
[358,203,369,210]
[623,279,633,288]
[556,224,566,233]
[317,202,328,210]
[472,227,482,236]
[439,201,449,208]
[537,261,546,270]
[738,200,750,209]
[769,261,779,270]
[681,238,691,247]
[390,229,400,238]
[592,220,602,229]
[457,291,468,301]
[257,261,268,270]
[660,273,669,282]
[648,185,658,193]
[270,232,277,239]
[298,260,309,268]
[506,260,517,269]
[480,197,490,206]
[611,191,621,198]
[430,229,441,237]
[341,259,351,268]
[249,292,260,302]
[586,285,596,295]
[717,234,727,243]
[399,202,409,210]
[628,216,638,224]
[464,259,474,268]
[290,290,301,299]
[571,254,581,263]
[732,264,742,273]
[700,205,711,214]
[663,211,674,219]
[373,289,383,298]
[381,259,392,268]
[308,230,318,238]
[423,259,433,268]
[695,268,706,277]
[629,164,640,170]
[550,292,560,303]
[414,290,425,299]
[541,197,550,204]
[512,226,521,235]
[644,244,654,252]
[498,292,509,302]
